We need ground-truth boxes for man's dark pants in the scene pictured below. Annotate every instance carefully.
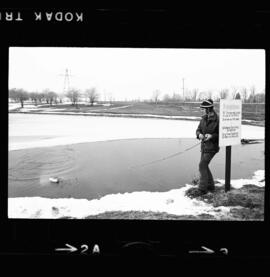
[199,151,217,192]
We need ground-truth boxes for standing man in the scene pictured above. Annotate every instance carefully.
[195,99,219,196]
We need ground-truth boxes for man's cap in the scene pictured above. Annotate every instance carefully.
[200,99,214,108]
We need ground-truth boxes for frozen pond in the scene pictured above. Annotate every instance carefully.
[8,114,264,200]
[8,113,264,150]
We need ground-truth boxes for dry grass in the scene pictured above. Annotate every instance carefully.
[10,102,265,124]
[186,184,264,220]
[84,211,215,220]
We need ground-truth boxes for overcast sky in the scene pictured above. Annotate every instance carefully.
[9,47,265,100]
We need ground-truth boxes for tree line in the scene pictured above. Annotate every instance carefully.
[9,85,265,108]
[153,86,265,104]
[9,88,99,108]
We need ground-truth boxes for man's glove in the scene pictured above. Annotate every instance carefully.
[204,134,213,141]
[198,134,204,141]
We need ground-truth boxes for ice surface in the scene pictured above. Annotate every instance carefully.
[9,114,264,151]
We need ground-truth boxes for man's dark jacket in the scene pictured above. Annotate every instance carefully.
[196,111,219,153]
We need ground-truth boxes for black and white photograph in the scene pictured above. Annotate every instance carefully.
[8,47,265,220]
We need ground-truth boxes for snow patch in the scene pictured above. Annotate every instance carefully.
[216,170,265,189]
[8,170,264,219]
[8,103,21,111]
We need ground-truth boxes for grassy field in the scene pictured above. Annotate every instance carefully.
[11,101,265,125]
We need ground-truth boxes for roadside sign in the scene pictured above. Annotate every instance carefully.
[219,99,242,192]
[219,99,242,147]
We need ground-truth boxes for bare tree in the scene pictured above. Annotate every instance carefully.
[254,90,265,103]
[42,89,51,104]
[18,90,29,108]
[37,93,45,104]
[29,92,40,106]
[9,88,19,102]
[41,90,57,106]
[184,89,193,101]
[219,89,229,99]
[66,88,80,108]
[172,92,181,102]
[163,93,171,102]
[241,87,248,103]
[192,89,199,101]
[198,91,207,101]
[207,90,213,100]
[85,88,99,106]
[213,93,220,102]
[256,89,265,103]
[9,88,29,108]
[249,86,256,103]
[108,92,113,104]
[231,87,238,99]
[57,93,64,104]
[152,89,161,104]
[235,92,241,99]
[47,91,58,106]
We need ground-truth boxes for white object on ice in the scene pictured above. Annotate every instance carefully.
[49,177,59,183]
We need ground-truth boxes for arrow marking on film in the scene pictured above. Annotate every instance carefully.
[55,243,77,253]
[189,246,215,254]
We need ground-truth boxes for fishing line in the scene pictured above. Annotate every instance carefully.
[129,141,201,170]
[128,138,264,171]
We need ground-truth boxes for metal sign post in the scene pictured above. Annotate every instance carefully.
[219,99,242,192]
[225,146,231,192]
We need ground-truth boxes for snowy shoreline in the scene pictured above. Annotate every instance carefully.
[8,170,264,219]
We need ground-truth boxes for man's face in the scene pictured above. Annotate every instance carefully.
[200,108,207,116]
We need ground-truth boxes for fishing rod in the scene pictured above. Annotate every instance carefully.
[130,141,201,170]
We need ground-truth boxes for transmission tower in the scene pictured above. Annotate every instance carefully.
[59,68,73,94]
